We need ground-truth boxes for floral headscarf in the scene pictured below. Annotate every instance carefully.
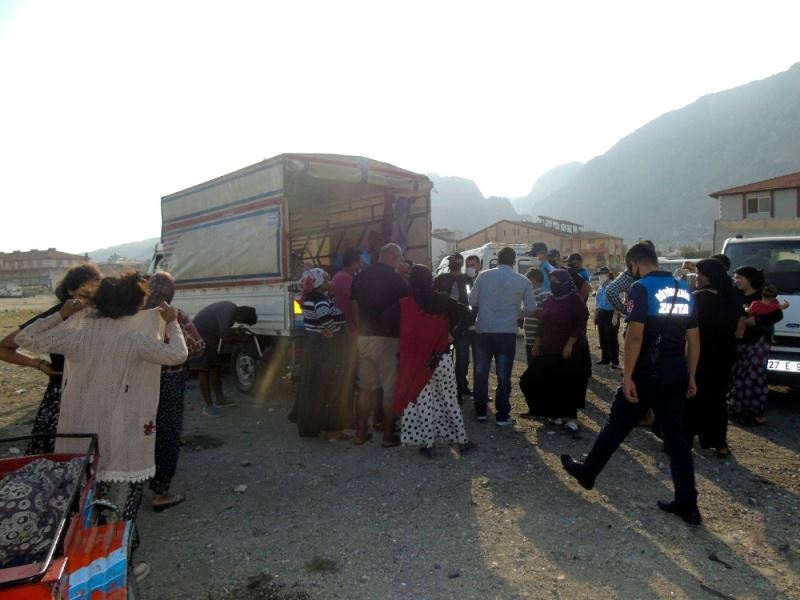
[298,268,329,300]
[145,271,175,309]
[549,269,577,300]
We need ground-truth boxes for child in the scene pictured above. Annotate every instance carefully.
[736,285,790,339]
[523,268,551,366]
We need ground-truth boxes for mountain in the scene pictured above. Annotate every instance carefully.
[512,161,584,215]
[86,237,159,262]
[428,174,519,234]
[530,63,800,246]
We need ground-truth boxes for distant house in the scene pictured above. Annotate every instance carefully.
[431,229,463,265]
[456,216,625,270]
[710,171,800,251]
[0,248,89,290]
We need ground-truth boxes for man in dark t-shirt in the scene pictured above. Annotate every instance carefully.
[350,243,408,445]
[190,301,257,416]
[561,242,702,525]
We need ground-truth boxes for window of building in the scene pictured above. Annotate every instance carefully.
[746,194,771,216]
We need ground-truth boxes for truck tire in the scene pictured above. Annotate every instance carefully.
[231,343,260,395]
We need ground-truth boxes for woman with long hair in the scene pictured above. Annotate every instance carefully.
[726,266,783,425]
[523,269,590,432]
[0,264,101,454]
[683,258,740,457]
[383,265,475,457]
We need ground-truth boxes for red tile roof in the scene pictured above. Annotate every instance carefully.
[710,171,800,198]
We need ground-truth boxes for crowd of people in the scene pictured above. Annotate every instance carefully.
[290,239,786,526]
[0,236,786,580]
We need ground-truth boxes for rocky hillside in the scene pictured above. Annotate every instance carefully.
[530,63,800,245]
[428,174,518,234]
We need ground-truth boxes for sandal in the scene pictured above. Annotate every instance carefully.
[716,447,730,459]
[153,493,186,513]
[353,433,373,445]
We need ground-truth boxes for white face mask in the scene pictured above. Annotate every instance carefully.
[465,267,477,278]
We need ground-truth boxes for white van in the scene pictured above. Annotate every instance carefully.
[436,243,535,276]
[722,235,800,386]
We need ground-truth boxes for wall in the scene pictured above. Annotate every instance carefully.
[774,188,798,219]
[719,194,743,220]
[713,218,800,252]
[457,221,569,253]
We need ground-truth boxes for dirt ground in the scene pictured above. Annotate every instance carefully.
[1,298,800,599]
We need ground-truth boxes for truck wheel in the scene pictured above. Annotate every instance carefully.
[232,344,260,395]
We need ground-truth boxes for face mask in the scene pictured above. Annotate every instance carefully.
[465,267,477,278]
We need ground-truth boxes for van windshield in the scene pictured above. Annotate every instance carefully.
[725,241,800,294]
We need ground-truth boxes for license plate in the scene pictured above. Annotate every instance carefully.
[767,359,800,373]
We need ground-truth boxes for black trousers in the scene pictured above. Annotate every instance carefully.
[596,309,620,364]
[583,367,698,508]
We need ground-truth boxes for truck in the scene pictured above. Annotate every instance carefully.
[722,235,800,386]
[435,243,535,275]
[154,153,432,393]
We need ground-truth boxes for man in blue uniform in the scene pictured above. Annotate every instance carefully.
[560,242,702,525]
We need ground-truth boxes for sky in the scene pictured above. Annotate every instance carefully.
[1,0,798,254]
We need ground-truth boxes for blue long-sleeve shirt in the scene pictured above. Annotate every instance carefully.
[595,282,615,311]
[468,265,536,334]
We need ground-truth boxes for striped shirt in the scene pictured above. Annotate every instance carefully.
[302,293,345,334]
[523,288,552,346]
[605,270,634,314]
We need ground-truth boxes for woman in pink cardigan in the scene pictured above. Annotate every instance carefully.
[15,273,188,535]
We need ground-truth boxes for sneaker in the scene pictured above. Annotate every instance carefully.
[215,398,238,407]
[549,417,564,426]
[133,561,151,583]
[202,404,222,418]
[560,454,595,490]
[609,363,619,369]
[563,420,579,433]
[476,415,488,422]
[462,388,473,397]
[657,500,702,526]
[596,360,609,365]
[496,419,516,428]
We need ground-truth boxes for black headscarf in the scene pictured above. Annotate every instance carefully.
[409,265,448,315]
[733,266,765,291]
[696,258,733,296]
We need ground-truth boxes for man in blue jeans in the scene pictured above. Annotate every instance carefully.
[468,247,536,427]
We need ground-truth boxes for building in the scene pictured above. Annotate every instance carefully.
[96,254,149,277]
[431,229,464,265]
[709,171,800,251]
[456,216,625,270]
[0,248,89,290]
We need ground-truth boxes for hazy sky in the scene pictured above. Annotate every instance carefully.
[1,0,798,254]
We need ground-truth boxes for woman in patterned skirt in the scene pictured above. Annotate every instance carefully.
[383,265,475,457]
[0,264,101,454]
[726,266,783,425]
[145,272,206,512]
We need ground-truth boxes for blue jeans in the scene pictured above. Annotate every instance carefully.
[473,333,517,422]
[453,330,473,396]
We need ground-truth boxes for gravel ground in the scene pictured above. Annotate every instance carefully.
[2,299,799,599]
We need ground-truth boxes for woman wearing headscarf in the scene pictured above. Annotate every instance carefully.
[382,265,475,457]
[523,269,590,432]
[726,266,783,425]
[290,268,350,439]
[0,263,102,454]
[145,272,206,511]
[683,259,740,457]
